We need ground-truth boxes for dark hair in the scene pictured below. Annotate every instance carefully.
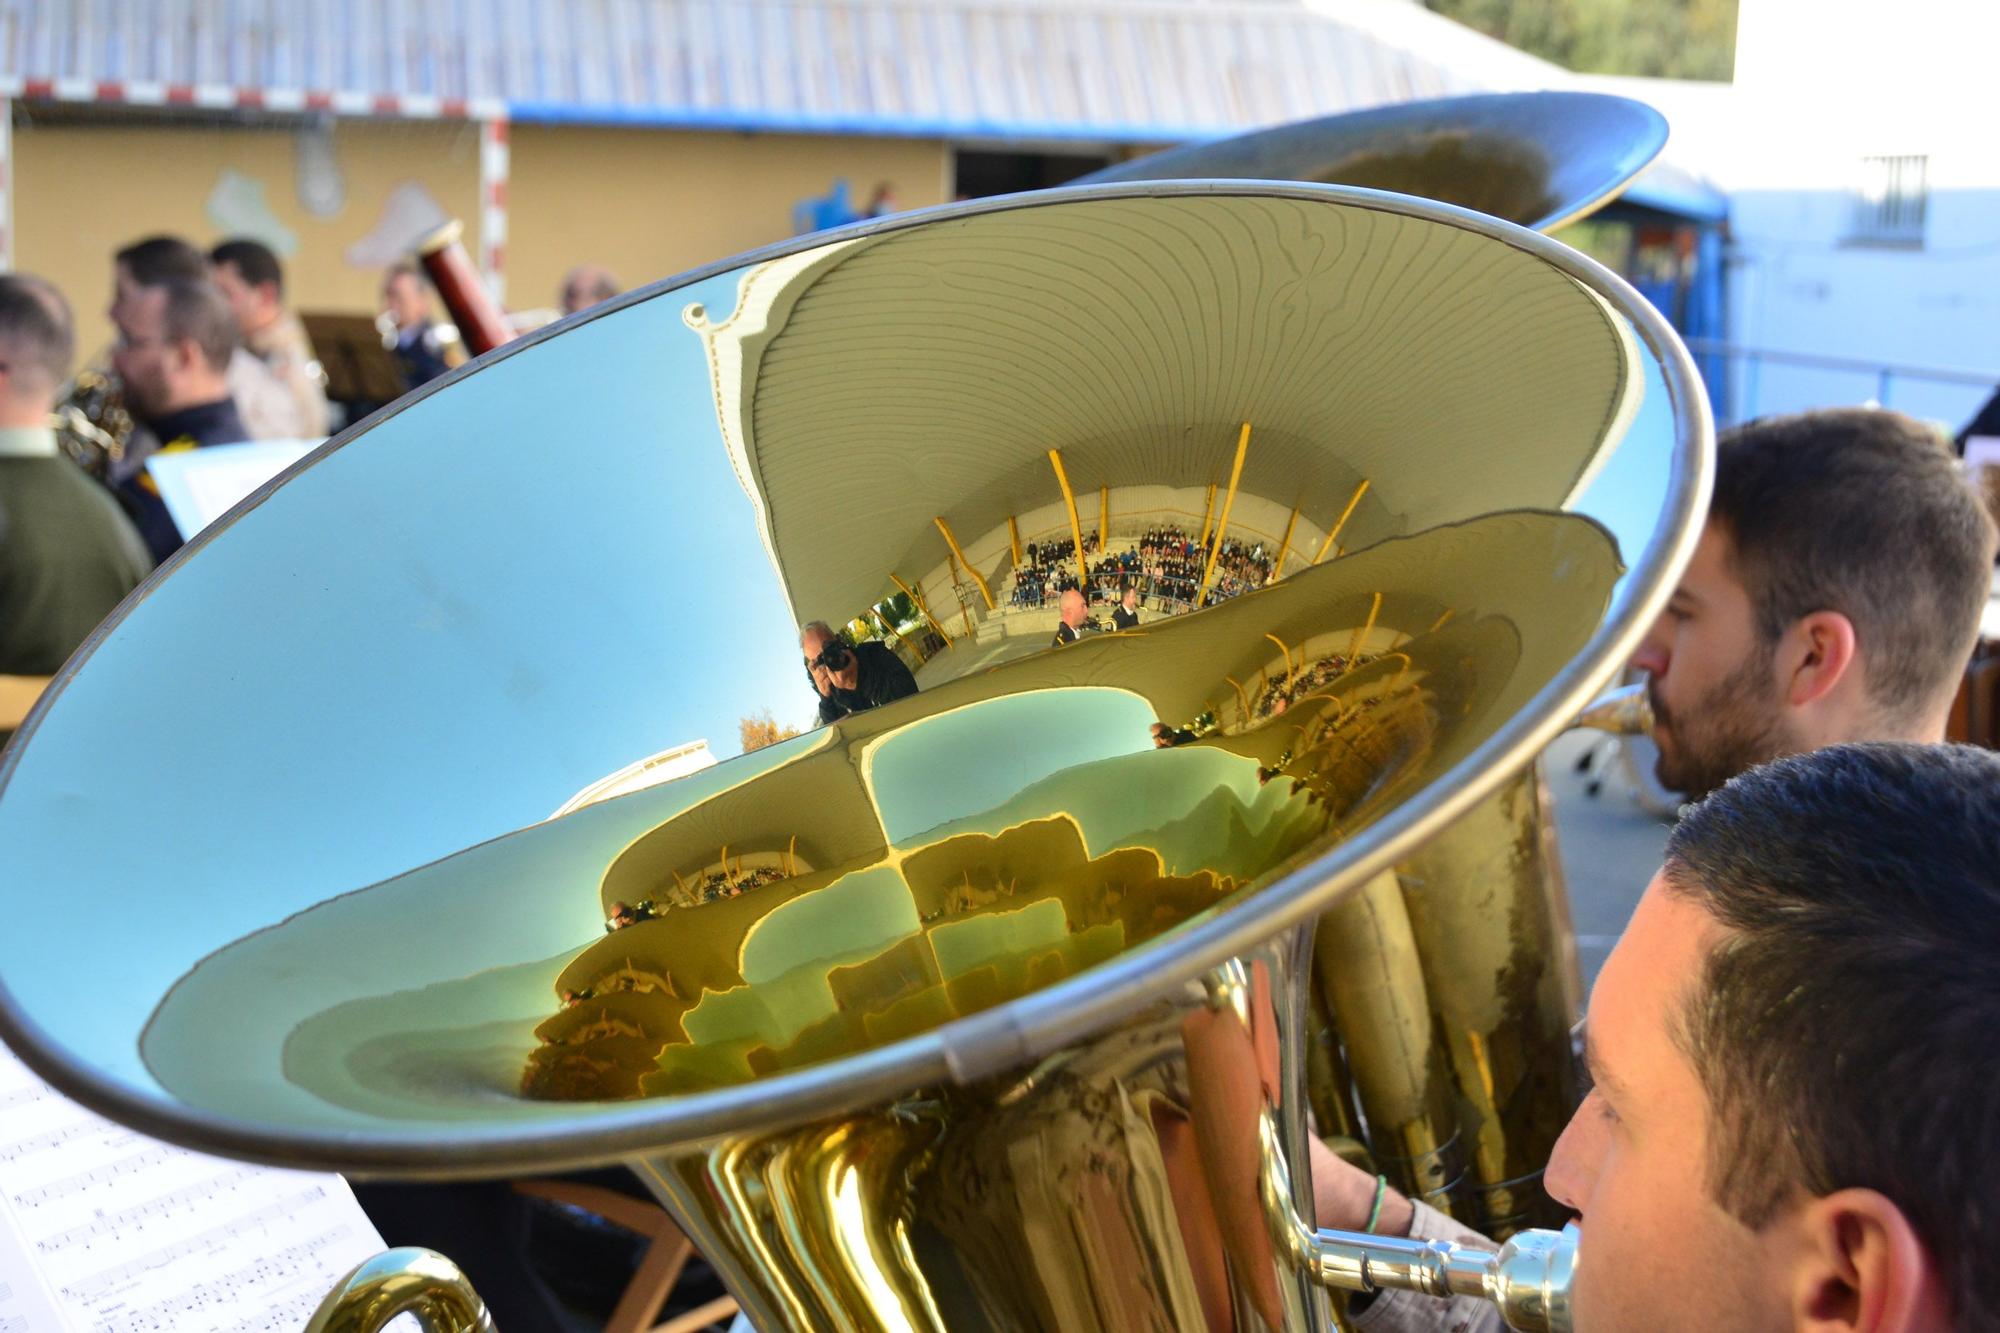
[209,238,284,298]
[1709,409,1996,723]
[1663,742,2000,1324]
[0,273,76,389]
[115,235,208,287]
[158,277,240,373]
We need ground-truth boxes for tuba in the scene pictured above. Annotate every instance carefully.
[0,122,1708,1333]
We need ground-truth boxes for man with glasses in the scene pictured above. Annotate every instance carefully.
[108,276,249,561]
[801,619,918,725]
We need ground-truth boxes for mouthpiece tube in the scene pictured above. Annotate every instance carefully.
[1572,682,1652,737]
[1261,1112,1577,1332]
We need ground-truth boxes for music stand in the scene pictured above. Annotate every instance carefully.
[300,311,410,406]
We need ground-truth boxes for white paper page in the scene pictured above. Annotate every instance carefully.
[145,441,317,541]
[0,1044,387,1332]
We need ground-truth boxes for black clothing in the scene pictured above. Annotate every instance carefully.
[114,397,251,564]
[395,323,453,391]
[816,639,919,724]
[1052,621,1084,648]
[1959,386,2000,454]
[1112,604,1140,631]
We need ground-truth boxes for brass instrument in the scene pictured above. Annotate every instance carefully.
[52,364,137,479]
[1095,90,1676,1245]
[0,171,1709,1333]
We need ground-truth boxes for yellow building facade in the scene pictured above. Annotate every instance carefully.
[14,115,948,359]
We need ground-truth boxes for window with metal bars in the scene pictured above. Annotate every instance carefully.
[1847,154,1928,247]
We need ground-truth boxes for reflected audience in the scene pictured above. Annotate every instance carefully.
[802,620,918,724]
[1010,523,1276,620]
[209,238,330,440]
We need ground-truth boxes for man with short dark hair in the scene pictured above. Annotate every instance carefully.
[802,620,918,725]
[109,277,250,561]
[1547,741,1996,1330]
[1633,408,1996,801]
[0,274,152,742]
[110,234,290,442]
[210,238,329,439]
[1318,743,1998,1331]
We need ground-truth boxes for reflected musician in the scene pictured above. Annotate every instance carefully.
[1051,587,1100,647]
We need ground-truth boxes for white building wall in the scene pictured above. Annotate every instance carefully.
[1721,0,2000,430]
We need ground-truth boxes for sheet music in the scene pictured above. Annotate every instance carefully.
[0,1044,389,1332]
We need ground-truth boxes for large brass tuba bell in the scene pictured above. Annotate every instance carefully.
[0,174,1708,1333]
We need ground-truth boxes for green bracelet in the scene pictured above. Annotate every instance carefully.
[1364,1174,1388,1233]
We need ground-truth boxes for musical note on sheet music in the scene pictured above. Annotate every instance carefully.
[0,1043,390,1332]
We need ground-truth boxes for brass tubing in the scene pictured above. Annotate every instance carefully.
[1573,682,1652,735]
[1397,773,1579,1236]
[1312,873,1461,1213]
[304,1248,492,1333]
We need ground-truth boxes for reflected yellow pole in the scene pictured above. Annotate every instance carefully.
[1197,423,1251,606]
[1429,607,1456,634]
[890,573,953,648]
[1314,478,1371,564]
[1272,505,1300,580]
[934,516,994,610]
[1099,485,1109,550]
[1047,449,1090,591]
[1007,516,1022,565]
[1346,591,1383,665]
[1224,674,1253,722]
[1264,632,1296,690]
[1198,483,1216,548]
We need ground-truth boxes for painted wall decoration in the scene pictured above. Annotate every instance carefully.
[346,182,450,269]
[206,170,299,255]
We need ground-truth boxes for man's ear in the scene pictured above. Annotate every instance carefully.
[1789,1188,1949,1332]
[1779,610,1858,709]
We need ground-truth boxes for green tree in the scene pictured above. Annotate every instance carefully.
[1421,0,1738,81]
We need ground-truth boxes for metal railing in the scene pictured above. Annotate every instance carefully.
[1686,337,1998,424]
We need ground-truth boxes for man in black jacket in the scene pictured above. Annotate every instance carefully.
[802,620,918,725]
[108,276,251,562]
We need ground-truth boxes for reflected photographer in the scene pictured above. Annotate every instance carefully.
[802,619,918,725]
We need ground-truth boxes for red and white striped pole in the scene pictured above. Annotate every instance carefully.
[478,114,509,306]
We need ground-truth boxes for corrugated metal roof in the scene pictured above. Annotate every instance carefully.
[0,0,1564,140]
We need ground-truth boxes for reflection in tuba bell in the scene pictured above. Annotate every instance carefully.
[0,102,1708,1333]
